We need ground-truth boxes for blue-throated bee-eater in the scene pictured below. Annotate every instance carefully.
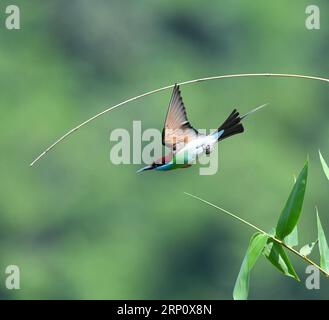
[137,84,267,173]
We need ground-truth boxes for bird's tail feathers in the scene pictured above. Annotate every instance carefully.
[217,109,244,141]
[240,103,268,120]
[217,103,268,141]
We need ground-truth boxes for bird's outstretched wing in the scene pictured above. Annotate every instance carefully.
[162,84,199,152]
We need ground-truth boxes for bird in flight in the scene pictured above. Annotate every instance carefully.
[137,84,266,173]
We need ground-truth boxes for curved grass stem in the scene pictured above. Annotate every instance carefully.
[184,192,329,278]
[30,73,329,166]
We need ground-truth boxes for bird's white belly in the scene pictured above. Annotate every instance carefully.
[175,136,217,164]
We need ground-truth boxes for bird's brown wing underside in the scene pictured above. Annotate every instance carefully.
[162,84,199,152]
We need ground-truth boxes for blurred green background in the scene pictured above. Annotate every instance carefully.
[0,0,329,299]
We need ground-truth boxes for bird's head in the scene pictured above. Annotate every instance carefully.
[136,164,156,173]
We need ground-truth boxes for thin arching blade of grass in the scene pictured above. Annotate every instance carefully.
[276,161,308,240]
[263,239,300,281]
[316,209,329,272]
[319,150,329,180]
[233,232,268,300]
[299,240,318,257]
[284,226,298,247]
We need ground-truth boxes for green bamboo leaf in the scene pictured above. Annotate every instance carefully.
[316,209,329,272]
[299,240,317,257]
[283,226,298,247]
[263,239,300,281]
[276,162,308,240]
[319,150,329,181]
[233,232,268,300]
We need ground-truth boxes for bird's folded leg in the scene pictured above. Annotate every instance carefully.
[205,145,211,156]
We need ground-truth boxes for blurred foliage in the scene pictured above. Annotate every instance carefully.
[0,0,329,299]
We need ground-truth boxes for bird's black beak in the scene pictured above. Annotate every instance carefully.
[136,165,155,173]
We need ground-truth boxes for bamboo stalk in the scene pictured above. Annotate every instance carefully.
[184,192,329,278]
